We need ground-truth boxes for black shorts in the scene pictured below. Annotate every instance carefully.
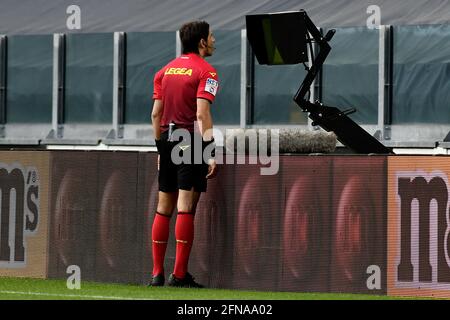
[158,131,209,193]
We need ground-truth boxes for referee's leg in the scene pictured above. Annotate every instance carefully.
[151,191,177,283]
[172,188,201,280]
[157,191,178,216]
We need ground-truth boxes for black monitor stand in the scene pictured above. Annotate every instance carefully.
[293,10,394,154]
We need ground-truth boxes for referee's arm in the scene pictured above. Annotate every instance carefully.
[197,98,217,179]
[196,98,213,141]
[151,99,164,141]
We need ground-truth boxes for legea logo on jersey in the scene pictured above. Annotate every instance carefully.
[164,67,193,76]
[0,163,40,268]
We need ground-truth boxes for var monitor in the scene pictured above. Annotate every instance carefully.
[245,11,308,65]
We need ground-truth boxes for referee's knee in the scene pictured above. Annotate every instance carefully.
[177,201,198,214]
[156,207,174,217]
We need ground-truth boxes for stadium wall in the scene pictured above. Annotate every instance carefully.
[1,150,450,298]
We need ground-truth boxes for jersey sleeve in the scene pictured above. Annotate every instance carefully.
[197,67,219,103]
[152,68,164,100]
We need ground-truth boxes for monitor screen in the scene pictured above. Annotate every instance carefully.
[246,11,307,65]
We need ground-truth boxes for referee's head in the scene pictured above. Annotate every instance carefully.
[179,20,210,55]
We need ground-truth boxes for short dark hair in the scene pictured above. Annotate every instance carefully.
[179,21,210,54]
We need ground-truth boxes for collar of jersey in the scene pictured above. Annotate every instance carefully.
[182,53,202,59]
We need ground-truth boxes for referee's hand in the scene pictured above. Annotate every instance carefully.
[206,159,217,179]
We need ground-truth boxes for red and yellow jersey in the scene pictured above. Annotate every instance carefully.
[153,53,219,132]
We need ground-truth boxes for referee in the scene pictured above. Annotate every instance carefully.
[150,20,219,288]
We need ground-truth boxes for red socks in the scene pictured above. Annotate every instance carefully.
[151,211,195,280]
[173,212,195,279]
[151,212,171,276]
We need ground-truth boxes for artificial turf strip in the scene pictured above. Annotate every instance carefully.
[0,277,428,300]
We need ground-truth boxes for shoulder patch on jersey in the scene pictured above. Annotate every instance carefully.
[205,78,219,96]
[209,72,217,77]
